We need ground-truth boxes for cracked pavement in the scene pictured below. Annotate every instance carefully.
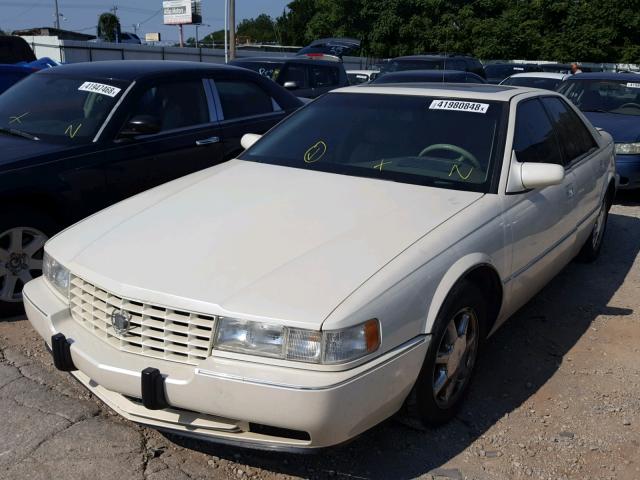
[1,200,639,480]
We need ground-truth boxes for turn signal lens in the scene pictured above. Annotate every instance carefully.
[323,319,381,364]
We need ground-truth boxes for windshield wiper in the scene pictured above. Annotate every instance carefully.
[0,127,40,141]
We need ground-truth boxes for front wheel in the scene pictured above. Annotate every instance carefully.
[0,210,57,318]
[411,280,486,426]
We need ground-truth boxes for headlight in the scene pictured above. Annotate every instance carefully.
[615,142,640,155]
[215,318,380,364]
[43,252,70,299]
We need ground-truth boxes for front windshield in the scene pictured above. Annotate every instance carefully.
[558,79,640,115]
[502,76,563,91]
[485,65,528,78]
[240,93,506,192]
[0,73,129,144]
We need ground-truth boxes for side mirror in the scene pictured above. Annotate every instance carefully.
[520,163,565,189]
[119,114,161,138]
[506,151,565,192]
[241,133,262,150]
[283,81,299,90]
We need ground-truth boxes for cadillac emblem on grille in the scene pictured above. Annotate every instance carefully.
[111,308,132,336]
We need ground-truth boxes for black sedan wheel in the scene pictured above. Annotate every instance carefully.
[0,210,56,318]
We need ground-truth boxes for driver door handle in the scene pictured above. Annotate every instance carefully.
[196,136,220,146]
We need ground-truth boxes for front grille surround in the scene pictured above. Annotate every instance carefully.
[69,275,217,365]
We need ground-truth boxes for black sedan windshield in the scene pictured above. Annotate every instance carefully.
[0,74,129,144]
[502,76,564,91]
[558,79,640,116]
[240,93,506,192]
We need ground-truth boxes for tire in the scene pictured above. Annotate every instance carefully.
[411,280,487,426]
[0,208,58,318]
[576,193,611,263]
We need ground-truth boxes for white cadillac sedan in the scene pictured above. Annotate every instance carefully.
[24,84,615,451]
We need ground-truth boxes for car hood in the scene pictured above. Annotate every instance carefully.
[583,111,640,143]
[0,135,69,168]
[49,160,483,329]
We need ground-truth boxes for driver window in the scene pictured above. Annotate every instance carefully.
[126,80,208,133]
[278,64,307,88]
[513,99,563,165]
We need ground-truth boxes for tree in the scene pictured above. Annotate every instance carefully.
[272,0,640,62]
[237,14,277,43]
[97,12,121,43]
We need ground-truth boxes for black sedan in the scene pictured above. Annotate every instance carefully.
[0,60,302,316]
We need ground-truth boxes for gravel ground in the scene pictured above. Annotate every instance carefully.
[1,197,639,480]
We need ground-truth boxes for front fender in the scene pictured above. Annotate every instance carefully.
[423,253,502,334]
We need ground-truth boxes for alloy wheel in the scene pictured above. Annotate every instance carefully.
[432,307,479,409]
[0,227,48,303]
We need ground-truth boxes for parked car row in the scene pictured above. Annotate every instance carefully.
[0,53,632,452]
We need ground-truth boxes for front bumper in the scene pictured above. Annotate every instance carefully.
[24,277,428,450]
[615,154,640,190]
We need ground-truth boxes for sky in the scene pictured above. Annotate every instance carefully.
[1,0,290,42]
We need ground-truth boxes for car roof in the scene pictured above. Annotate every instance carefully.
[39,60,241,81]
[394,54,474,61]
[381,69,468,77]
[336,82,539,101]
[565,72,640,81]
[346,70,379,74]
[232,56,338,66]
[508,72,568,79]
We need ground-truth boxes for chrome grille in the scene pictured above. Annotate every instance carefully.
[69,276,216,365]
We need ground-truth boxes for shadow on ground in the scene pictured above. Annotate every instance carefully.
[166,210,640,479]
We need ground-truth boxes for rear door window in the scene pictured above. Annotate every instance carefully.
[278,64,308,89]
[513,99,563,165]
[127,80,209,132]
[215,80,274,120]
[310,65,340,88]
[541,97,598,164]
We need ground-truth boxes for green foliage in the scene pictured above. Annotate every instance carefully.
[97,12,121,43]
[237,14,277,43]
[275,0,640,62]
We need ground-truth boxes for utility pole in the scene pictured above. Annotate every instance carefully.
[229,0,236,60]
[224,0,228,62]
[179,25,184,47]
[54,0,60,29]
[111,5,119,43]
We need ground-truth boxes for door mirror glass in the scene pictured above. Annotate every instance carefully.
[241,133,262,150]
[520,162,565,189]
[119,114,161,137]
[283,81,299,90]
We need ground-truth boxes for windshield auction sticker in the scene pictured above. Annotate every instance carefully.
[78,82,122,97]
[626,82,640,89]
[429,99,489,113]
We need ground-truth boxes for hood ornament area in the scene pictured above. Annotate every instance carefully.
[111,308,132,336]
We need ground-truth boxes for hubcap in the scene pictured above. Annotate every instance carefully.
[0,227,48,303]
[432,307,479,409]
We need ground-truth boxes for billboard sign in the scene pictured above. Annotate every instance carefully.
[163,0,192,25]
[145,32,161,42]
